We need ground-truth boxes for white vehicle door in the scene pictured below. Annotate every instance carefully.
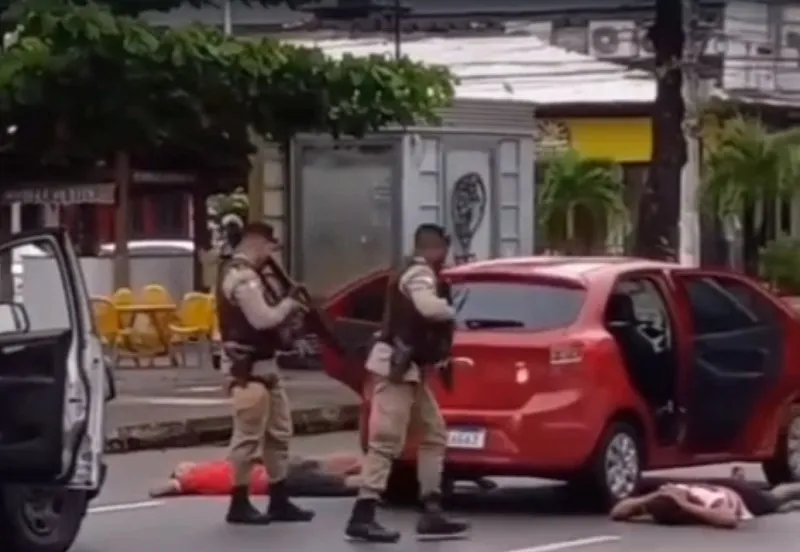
[0,228,108,490]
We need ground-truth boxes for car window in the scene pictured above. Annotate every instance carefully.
[611,278,673,350]
[683,277,764,335]
[0,239,71,335]
[342,278,388,323]
[451,281,585,331]
[715,278,780,325]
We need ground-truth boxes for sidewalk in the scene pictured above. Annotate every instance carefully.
[106,367,360,454]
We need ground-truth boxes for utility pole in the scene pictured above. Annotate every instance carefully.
[635,0,686,260]
[678,0,703,266]
[393,0,401,59]
[222,0,232,36]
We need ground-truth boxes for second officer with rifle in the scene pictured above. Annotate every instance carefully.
[345,223,469,543]
[216,222,315,525]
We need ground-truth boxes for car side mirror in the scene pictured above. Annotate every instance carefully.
[0,301,30,333]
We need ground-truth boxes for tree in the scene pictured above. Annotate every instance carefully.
[700,115,800,272]
[0,3,454,157]
[0,0,318,17]
[0,3,455,285]
[537,149,628,255]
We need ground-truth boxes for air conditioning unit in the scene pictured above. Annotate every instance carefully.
[776,25,800,91]
[588,20,637,59]
[724,40,776,92]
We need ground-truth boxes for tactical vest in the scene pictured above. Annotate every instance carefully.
[215,257,282,363]
[379,259,453,366]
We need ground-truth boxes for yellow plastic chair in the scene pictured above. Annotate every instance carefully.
[168,293,215,366]
[91,295,139,368]
[111,288,135,328]
[141,284,172,304]
[139,284,175,354]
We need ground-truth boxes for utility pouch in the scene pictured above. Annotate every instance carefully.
[388,338,414,384]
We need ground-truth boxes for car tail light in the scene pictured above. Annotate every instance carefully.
[550,343,584,366]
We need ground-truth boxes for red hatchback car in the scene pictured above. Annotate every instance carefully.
[320,256,800,505]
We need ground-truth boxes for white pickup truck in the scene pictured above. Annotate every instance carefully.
[0,228,112,552]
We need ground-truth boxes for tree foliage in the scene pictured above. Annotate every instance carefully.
[700,115,800,272]
[701,116,800,221]
[0,2,455,170]
[1,0,318,18]
[537,149,628,254]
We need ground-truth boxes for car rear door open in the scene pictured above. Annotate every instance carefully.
[0,229,93,484]
[671,269,785,451]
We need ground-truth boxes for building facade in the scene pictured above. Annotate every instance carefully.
[18,0,800,243]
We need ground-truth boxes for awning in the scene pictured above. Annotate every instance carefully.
[0,183,116,205]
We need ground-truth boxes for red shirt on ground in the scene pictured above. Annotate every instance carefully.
[178,462,269,495]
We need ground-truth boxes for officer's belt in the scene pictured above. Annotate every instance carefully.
[223,342,275,361]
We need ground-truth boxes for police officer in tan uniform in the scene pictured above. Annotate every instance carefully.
[345,223,469,543]
[216,222,315,525]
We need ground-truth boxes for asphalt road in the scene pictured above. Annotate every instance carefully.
[76,432,800,552]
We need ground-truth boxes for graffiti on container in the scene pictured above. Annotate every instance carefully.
[450,172,487,264]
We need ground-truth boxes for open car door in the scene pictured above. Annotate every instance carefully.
[0,229,106,488]
[320,269,391,394]
[671,269,785,452]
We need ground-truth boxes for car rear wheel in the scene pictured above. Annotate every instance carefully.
[569,421,642,510]
[762,406,800,485]
[0,486,87,552]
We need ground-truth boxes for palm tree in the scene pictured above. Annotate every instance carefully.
[700,115,800,272]
[537,149,628,255]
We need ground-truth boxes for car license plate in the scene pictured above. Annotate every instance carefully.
[447,428,486,450]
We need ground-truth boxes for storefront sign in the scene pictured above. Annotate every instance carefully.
[536,117,652,163]
[0,183,116,205]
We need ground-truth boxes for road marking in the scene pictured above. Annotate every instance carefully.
[181,386,223,393]
[88,500,164,514]
[504,535,621,552]
[116,396,229,406]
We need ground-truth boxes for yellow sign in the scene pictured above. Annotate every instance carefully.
[536,117,652,163]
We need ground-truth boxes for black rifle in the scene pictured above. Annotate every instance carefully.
[263,257,349,357]
[436,279,455,391]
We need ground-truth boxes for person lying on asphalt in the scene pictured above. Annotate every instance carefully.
[149,453,362,498]
[610,468,800,528]
[149,452,499,499]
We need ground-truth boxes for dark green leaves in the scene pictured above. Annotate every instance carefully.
[538,149,628,254]
[1,0,320,17]
[0,2,455,167]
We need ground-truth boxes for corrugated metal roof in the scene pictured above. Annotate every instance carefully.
[288,34,656,105]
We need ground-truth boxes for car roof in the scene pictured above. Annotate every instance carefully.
[444,256,677,282]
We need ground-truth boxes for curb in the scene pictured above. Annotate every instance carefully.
[104,403,360,454]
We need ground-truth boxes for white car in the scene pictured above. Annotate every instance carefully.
[1,229,110,552]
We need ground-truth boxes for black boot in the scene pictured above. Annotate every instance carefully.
[345,498,401,543]
[226,485,271,525]
[267,480,315,522]
[416,493,470,540]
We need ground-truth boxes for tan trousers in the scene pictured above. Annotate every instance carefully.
[359,375,447,500]
[228,381,293,487]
